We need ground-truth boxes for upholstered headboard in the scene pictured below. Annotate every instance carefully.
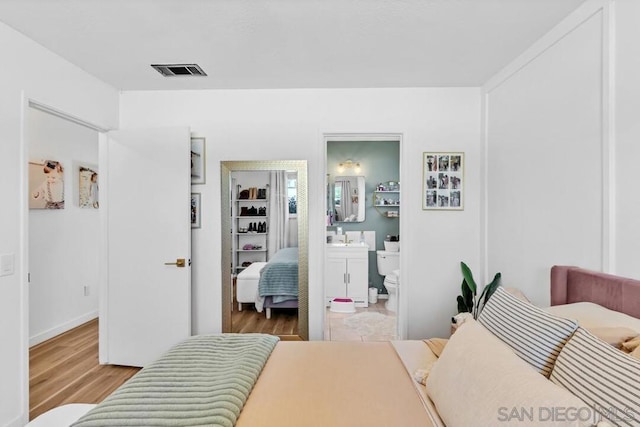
[550,265,640,318]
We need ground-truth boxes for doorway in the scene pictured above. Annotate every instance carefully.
[324,135,402,341]
[26,106,102,417]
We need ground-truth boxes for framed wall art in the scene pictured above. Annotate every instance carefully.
[191,137,206,185]
[191,193,201,228]
[422,152,464,210]
[78,164,99,209]
[29,159,65,209]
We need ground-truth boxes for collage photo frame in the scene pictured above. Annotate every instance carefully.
[422,152,464,210]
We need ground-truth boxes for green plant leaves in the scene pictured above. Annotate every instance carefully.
[457,262,501,319]
[457,295,469,314]
[460,261,477,294]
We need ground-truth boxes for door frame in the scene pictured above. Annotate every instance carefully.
[322,133,406,339]
[19,94,111,424]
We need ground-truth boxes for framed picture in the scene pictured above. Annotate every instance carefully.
[191,137,206,185]
[29,159,65,209]
[422,152,464,210]
[78,164,99,209]
[191,193,201,228]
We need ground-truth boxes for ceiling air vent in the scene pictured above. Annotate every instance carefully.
[151,63,207,77]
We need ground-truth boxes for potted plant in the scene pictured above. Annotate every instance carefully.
[455,261,501,320]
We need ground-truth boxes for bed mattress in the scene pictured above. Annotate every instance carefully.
[236,341,438,427]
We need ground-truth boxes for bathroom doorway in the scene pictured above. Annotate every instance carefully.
[323,134,401,341]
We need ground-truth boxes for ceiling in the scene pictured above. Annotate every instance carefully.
[0,0,585,91]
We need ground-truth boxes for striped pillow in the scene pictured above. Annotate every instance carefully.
[478,287,577,377]
[550,327,640,426]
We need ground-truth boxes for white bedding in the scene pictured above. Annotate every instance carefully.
[391,340,445,427]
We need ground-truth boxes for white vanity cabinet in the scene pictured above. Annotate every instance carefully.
[325,244,369,307]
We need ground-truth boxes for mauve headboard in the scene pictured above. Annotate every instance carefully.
[551,265,640,318]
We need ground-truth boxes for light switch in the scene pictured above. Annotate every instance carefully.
[0,253,15,277]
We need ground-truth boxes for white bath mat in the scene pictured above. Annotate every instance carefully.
[343,312,396,338]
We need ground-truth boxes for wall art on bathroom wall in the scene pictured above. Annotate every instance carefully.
[191,137,206,185]
[78,164,99,209]
[422,152,464,210]
[28,159,65,209]
[191,192,201,228]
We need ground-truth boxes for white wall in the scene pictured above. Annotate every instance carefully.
[614,0,640,278]
[120,88,482,340]
[483,1,609,305]
[0,21,118,427]
[28,108,99,346]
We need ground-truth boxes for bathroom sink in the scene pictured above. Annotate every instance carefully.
[327,242,369,248]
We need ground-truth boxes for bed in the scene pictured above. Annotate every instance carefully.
[256,246,299,319]
[47,265,640,427]
[235,261,267,311]
[550,265,640,318]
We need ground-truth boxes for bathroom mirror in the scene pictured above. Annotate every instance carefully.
[333,176,365,222]
[221,160,308,341]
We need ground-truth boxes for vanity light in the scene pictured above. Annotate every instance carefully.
[338,159,361,174]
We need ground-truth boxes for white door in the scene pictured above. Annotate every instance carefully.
[101,127,191,367]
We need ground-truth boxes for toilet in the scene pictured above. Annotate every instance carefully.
[376,250,400,312]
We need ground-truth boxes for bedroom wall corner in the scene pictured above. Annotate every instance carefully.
[613,0,640,279]
[482,0,611,305]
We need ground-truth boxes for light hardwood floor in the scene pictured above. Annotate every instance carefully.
[30,313,298,420]
[231,303,298,335]
[29,319,140,420]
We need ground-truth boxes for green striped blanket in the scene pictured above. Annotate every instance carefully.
[72,334,279,427]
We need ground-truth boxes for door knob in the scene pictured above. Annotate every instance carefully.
[164,258,186,267]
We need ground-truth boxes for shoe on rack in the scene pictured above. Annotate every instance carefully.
[239,189,250,199]
[240,207,248,216]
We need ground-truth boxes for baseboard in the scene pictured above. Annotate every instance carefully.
[377,294,389,300]
[6,413,26,427]
[29,311,98,347]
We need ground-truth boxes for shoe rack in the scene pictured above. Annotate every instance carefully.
[231,182,270,275]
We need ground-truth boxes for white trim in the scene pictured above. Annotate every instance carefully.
[601,0,616,273]
[29,312,98,347]
[479,91,490,285]
[321,132,406,339]
[28,99,111,133]
[98,132,109,363]
[19,91,30,427]
[481,0,614,277]
[483,0,609,93]
[5,415,24,427]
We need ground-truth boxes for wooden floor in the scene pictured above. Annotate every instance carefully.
[231,303,298,335]
[29,319,140,420]
[30,308,296,420]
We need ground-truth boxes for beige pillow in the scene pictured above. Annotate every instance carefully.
[504,286,531,303]
[423,338,448,358]
[586,326,638,349]
[426,320,591,427]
